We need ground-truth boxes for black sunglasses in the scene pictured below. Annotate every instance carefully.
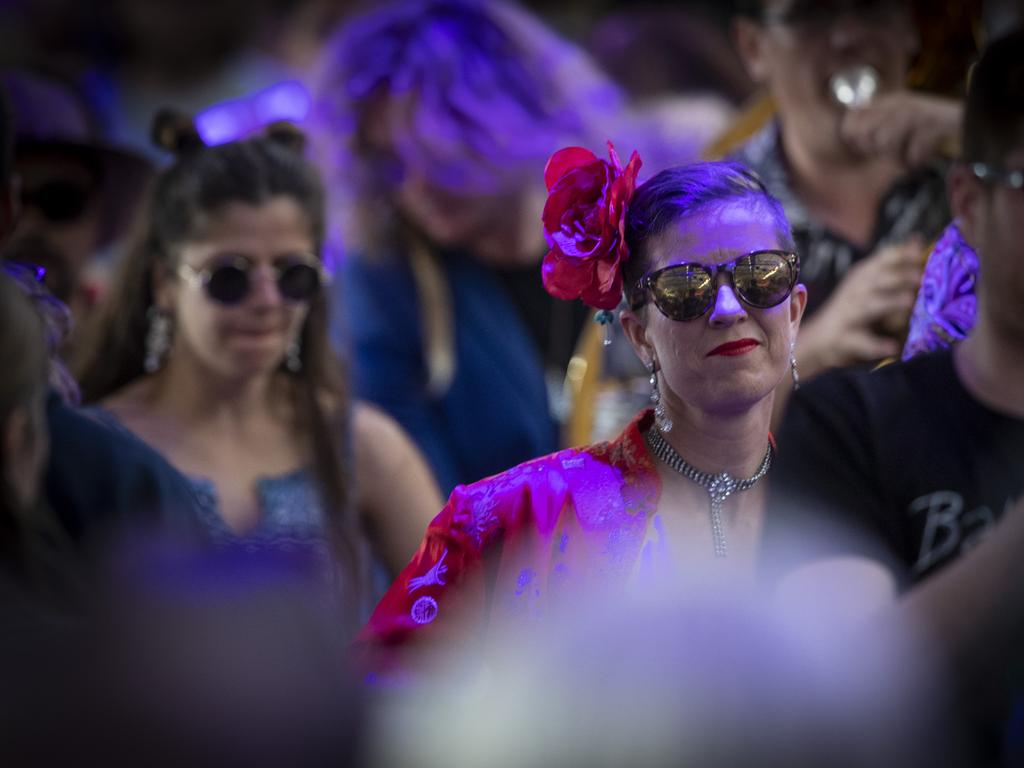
[21,180,95,223]
[631,249,800,322]
[177,256,326,305]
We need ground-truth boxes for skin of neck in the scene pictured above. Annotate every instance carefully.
[152,345,287,427]
[954,310,1024,418]
[658,387,776,480]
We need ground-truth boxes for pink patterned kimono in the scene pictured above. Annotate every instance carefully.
[357,410,664,674]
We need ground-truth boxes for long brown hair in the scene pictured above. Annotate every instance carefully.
[74,112,366,607]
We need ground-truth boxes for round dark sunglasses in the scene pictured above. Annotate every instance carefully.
[177,256,326,305]
[631,250,800,322]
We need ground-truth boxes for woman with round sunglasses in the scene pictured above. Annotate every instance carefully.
[357,152,806,673]
[74,112,443,629]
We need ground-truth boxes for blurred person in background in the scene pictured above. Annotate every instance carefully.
[358,153,806,674]
[763,29,1024,763]
[728,0,960,406]
[75,113,441,628]
[0,272,74,605]
[311,0,623,495]
[0,82,196,591]
[1,68,153,350]
[900,4,1024,363]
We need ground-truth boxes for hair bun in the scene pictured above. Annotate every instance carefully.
[263,121,307,154]
[151,109,205,155]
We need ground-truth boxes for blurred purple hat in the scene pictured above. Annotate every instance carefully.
[312,0,622,196]
[1,68,154,245]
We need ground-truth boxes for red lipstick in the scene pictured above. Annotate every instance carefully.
[707,339,760,357]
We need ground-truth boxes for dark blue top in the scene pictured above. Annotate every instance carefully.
[336,251,558,495]
[44,393,202,547]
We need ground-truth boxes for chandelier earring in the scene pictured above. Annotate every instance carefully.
[790,341,800,390]
[285,336,302,373]
[144,307,173,373]
[648,359,673,433]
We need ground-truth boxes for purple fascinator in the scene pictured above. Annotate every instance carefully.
[902,222,978,360]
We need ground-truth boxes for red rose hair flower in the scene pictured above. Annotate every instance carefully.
[541,142,642,310]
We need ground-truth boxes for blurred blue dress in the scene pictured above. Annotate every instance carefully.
[82,407,390,613]
[336,249,559,496]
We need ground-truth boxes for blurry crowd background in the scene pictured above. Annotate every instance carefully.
[1,0,1023,766]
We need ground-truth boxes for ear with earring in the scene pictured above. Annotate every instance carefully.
[790,340,799,390]
[285,336,302,372]
[647,359,673,433]
[144,306,173,373]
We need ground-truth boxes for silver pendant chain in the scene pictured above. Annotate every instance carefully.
[645,427,773,558]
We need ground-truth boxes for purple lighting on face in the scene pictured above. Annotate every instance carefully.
[196,81,312,146]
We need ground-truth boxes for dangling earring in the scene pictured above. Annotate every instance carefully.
[285,337,302,373]
[790,341,800,391]
[144,307,172,373]
[648,360,673,433]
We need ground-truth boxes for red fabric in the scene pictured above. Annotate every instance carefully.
[355,409,660,677]
[540,142,642,310]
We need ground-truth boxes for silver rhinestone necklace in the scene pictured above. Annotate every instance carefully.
[645,427,772,558]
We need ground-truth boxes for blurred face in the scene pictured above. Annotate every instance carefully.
[956,146,1024,340]
[10,150,104,302]
[736,0,916,159]
[622,200,806,417]
[157,197,317,381]
[363,98,531,259]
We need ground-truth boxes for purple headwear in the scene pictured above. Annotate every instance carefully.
[313,0,620,192]
[1,69,154,247]
[902,221,979,360]
[309,0,623,257]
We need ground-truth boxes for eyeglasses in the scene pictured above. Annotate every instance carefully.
[21,180,95,223]
[176,256,327,305]
[969,163,1024,190]
[761,0,906,30]
[631,250,800,322]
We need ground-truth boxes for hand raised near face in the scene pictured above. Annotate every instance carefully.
[797,236,926,377]
[839,92,962,169]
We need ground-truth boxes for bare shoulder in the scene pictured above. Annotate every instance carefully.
[351,400,443,566]
[352,400,407,446]
[351,400,422,473]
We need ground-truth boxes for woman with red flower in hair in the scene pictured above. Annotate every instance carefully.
[358,147,807,674]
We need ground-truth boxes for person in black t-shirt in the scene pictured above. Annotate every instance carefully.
[765,30,1024,760]
[767,348,1023,588]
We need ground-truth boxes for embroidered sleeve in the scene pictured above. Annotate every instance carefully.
[353,483,496,679]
